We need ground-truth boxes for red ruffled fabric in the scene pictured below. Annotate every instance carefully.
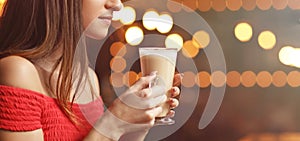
[0,85,104,141]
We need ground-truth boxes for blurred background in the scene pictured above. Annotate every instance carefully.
[3,0,300,140]
[93,0,300,140]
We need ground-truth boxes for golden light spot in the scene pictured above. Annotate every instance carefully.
[290,48,300,68]
[110,56,126,72]
[256,0,272,10]
[287,71,300,87]
[182,71,196,88]
[125,26,144,46]
[0,0,5,16]
[123,71,138,87]
[239,133,300,141]
[226,0,242,11]
[198,0,212,12]
[242,0,256,11]
[272,71,287,87]
[110,42,127,57]
[226,71,241,87]
[256,71,272,88]
[196,71,211,88]
[279,46,295,66]
[137,72,143,79]
[211,71,226,87]
[192,30,210,49]
[288,0,300,10]
[279,132,300,140]
[167,0,182,13]
[234,22,253,42]
[110,72,124,87]
[258,30,276,50]
[241,71,256,87]
[211,0,226,11]
[165,33,183,51]
[182,0,197,12]
[113,6,136,25]
[142,10,160,31]
[272,0,288,10]
[156,13,173,34]
[182,40,199,58]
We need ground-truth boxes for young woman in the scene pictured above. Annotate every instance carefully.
[0,0,181,141]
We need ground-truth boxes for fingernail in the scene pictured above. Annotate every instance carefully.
[172,87,177,93]
[169,98,175,103]
[180,73,184,78]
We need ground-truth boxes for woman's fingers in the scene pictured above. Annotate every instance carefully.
[166,110,175,118]
[137,85,165,98]
[131,71,157,90]
[169,86,180,98]
[173,73,183,86]
[120,92,167,109]
[168,98,179,109]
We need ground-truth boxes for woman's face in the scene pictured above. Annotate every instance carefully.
[82,0,122,40]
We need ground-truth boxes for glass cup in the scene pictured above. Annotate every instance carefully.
[139,47,177,125]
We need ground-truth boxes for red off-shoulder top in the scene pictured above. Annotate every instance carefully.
[0,85,104,141]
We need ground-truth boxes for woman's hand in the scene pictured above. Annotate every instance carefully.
[94,72,167,140]
[94,72,182,140]
[165,73,182,119]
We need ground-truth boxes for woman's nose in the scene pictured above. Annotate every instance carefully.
[105,0,123,11]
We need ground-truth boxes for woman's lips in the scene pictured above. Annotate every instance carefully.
[98,16,112,25]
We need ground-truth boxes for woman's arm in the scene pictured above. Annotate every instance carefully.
[0,129,44,141]
[0,56,46,141]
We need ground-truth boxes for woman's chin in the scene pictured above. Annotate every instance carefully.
[84,30,108,40]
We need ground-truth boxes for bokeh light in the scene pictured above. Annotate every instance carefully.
[125,26,144,46]
[272,71,287,87]
[239,133,300,141]
[113,6,136,25]
[165,33,183,51]
[0,0,5,16]
[181,71,196,88]
[192,30,210,49]
[234,22,253,42]
[211,71,226,87]
[196,71,211,88]
[288,0,300,10]
[110,72,124,88]
[182,40,199,58]
[258,30,276,50]
[123,71,138,87]
[156,13,174,34]
[273,0,288,10]
[226,0,242,11]
[211,0,226,12]
[287,71,300,87]
[182,0,197,12]
[226,71,241,87]
[198,0,212,12]
[110,56,126,72]
[110,42,127,57]
[242,0,256,11]
[278,46,300,68]
[256,71,272,88]
[142,10,160,31]
[256,0,272,10]
[241,71,256,87]
[167,0,182,13]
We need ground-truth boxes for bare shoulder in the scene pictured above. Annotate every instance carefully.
[0,56,44,93]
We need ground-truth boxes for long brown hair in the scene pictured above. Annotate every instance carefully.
[0,0,87,124]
